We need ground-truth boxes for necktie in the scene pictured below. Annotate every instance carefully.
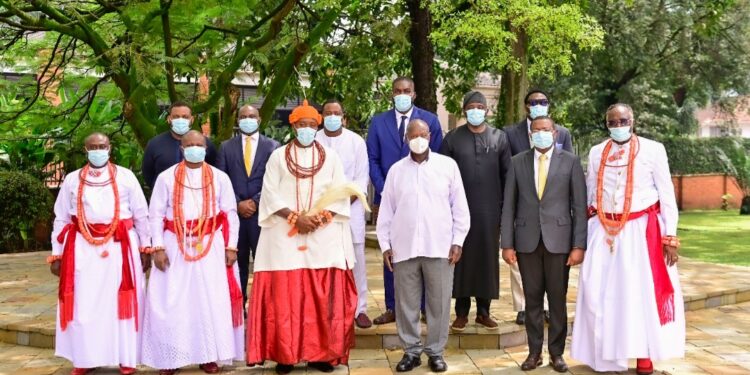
[244,138,252,177]
[538,154,547,200]
[398,115,407,145]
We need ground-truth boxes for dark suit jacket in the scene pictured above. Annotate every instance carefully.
[503,119,574,156]
[216,134,279,205]
[366,106,443,204]
[500,148,587,254]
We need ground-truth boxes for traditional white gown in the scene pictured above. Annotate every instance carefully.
[571,136,685,372]
[141,164,243,369]
[316,129,370,315]
[51,165,149,368]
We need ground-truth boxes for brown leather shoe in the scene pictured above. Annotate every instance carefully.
[475,314,498,330]
[373,309,396,325]
[549,355,568,373]
[355,313,373,328]
[451,315,468,332]
[521,353,542,371]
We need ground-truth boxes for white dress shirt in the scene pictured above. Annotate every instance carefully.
[586,136,679,236]
[242,132,259,170]
[533,147,553,196]
[395,107,414,141]
[376,151,471,263]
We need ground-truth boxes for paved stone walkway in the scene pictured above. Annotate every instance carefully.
[3,301,750,374]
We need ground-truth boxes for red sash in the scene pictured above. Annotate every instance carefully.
[57,217,138,331]
[163,212,244,328]
[590,203,675,325]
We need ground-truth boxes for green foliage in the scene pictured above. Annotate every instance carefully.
[0,171,54,252]
[542,0,750,138]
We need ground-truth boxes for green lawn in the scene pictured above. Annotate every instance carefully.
[678,210,750,266]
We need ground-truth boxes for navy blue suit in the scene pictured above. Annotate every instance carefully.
[216,134,279,302]
[366,106,443,311]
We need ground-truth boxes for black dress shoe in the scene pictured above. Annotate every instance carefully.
[396,354,421,372]
[549,355,568,373]
[428,356,447,372]
[544,310,550,323]
[515,311,525,325]
[275,364,294,374]
[308,362,334,373]
[521,353,542,371]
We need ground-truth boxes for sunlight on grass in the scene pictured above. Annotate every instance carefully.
[678,210,750,266]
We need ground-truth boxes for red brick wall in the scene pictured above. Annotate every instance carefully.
[672,174,744,210]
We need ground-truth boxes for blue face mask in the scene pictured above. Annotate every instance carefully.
[529,105,548,119]
[394,94,413,113]
[466,109,486,126]
[609,126,632,142]
[171,118,191,135]
[323,115,343,132]
[183,146,206,163]
[238,118,259,134]
[531,131,554,149]
[87,149,109,167]
[296,127,317,146]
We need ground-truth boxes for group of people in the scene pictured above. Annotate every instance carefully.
[49,76,684,375]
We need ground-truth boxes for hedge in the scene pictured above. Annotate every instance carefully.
[661,137,750,175]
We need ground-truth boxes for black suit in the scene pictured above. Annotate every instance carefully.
[216,134,279,302]
[500,147,587,356]
[503,119,574,156]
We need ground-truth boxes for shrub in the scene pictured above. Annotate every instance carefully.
[0,171,54,252]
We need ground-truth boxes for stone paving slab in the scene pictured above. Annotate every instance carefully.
[4,302,750,374]
[2,238,750,350]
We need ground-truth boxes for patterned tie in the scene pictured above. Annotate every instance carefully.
[244,138,252,177]
[537,153,548,200]
[399,115,407,145]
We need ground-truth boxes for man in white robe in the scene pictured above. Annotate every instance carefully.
[315,99,372,328]
[246,100,357,374]
[50,132,150,375]
[571,104,684,375]
[142,130,243,374]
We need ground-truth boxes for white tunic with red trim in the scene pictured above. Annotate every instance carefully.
[571,136,685,372]
[141,164,243,369]
[51,165,150,368]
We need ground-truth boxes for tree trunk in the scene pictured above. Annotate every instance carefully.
[498,25,528,126]
[741,196,750,215]
[405,0,438,113]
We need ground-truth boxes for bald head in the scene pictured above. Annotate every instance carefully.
[181,130,206,148]
[238,105,260,119]
[84,132,109,150]
[406,119,429,135]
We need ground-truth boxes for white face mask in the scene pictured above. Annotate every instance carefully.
[408,136,429,154]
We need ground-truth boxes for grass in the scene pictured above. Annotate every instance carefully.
[678,210,750,266]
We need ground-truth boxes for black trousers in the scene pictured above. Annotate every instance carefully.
[237,217,261,305]
[455,297,491,317]
[516,240,570,356]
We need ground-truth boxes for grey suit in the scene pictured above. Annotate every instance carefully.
[500,147,587,356]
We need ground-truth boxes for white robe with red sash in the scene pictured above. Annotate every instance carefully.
[141,164,243,369]
[571,136,685,372]
[51,165,150,368]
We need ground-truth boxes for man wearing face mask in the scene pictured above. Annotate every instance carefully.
[49,132,151,375]
[315,99,372,329]
[142,101,218,190]
[503,89,574,325]
[367,76,442,325]
[142,130,244,374]
[216,105,280,304]
[440,91,511,331]
[571,104,684,375]
[377,119,470,373]
[500,116,587,372]
[247,100,357,374]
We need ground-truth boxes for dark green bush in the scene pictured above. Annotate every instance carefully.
[661,137,750,175]
[0,171,54,252]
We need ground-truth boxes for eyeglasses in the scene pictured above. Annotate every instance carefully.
[86,145,110,151]
[606,118,632,127]
[527,99,549,106]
